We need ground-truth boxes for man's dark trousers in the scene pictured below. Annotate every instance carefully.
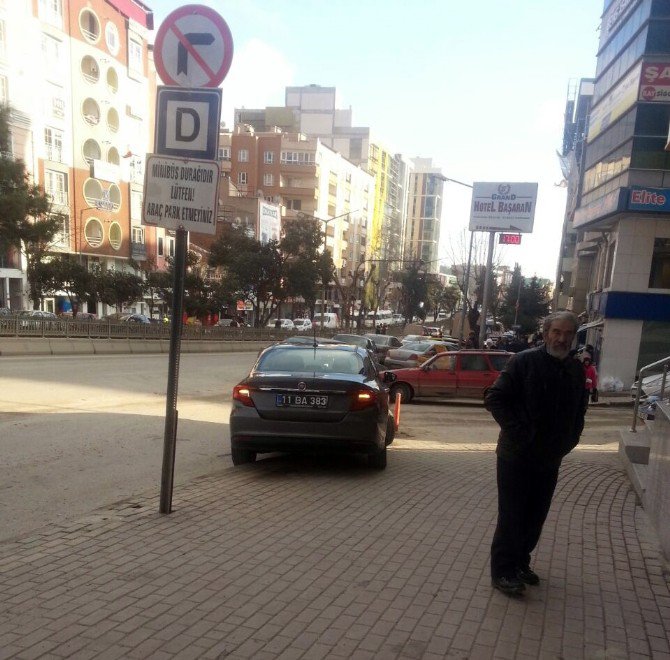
[491,455,560,579]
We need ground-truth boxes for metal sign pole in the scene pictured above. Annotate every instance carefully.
[159,227,188,514]
[478,231,496,348]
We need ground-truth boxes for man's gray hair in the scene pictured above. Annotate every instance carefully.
[542,311,579,334]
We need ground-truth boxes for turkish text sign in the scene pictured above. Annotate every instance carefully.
[142,155,219,235]
[469,182,538,232]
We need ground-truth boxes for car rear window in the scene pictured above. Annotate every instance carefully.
[258,348,363,374]
[489,354,512,371]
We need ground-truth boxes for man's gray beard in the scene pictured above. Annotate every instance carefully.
[546,345,570,360]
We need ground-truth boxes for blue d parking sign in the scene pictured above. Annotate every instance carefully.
[154,86,222,160]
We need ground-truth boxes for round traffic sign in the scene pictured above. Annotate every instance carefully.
[154,4,233,88]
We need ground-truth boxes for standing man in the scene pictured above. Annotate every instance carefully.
[485,311,587,596]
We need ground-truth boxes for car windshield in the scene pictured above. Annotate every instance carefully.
[489,354,512,371]
[257,348,363,374]
[365,335,389,345]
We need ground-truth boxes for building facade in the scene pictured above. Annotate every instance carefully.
[404,158,446,274]
[566,0,670,386]
[1,0,161,315]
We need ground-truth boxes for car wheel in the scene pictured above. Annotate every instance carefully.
[390,382,412,404]
[231,447,257,465]
[368,445,387,470]
[385,415,395,446]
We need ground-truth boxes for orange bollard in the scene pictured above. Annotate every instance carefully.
[394,392,402,430]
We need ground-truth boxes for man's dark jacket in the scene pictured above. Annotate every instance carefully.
[485,346,588,468]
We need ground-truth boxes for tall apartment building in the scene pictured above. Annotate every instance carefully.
[404,158,446,273]
[566,0,670,387]
[0,0,159,315]
[210,125,374,303]
[555,78,595,311]
[236,85,455,295]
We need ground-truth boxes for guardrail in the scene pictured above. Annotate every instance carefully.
[631,355,670,432]
[0,317,325,342]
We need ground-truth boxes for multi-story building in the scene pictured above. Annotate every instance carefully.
[565,0,670,386]
[555,78,595,311]
[1,0,159,315]
[208,124,374,313]
[404,158,446,274]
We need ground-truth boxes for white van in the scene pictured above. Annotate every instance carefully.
[365,310,393,328]
[312,312,339,329]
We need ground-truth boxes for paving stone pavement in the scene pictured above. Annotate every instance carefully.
[1,441,669,660]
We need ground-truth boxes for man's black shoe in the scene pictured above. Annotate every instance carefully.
[516,567,540,585]
[492,576,525,596]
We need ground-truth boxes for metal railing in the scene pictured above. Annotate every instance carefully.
[0,317,331,342]
[631,355,670,432]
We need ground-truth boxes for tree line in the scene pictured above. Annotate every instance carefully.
[1,106,550,332]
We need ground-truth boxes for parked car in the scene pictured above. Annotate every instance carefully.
[386,350,513,402]
[17,310,57,320]
[103,313,151,324]
[267,318,295,330]
[311,312,340,329]
[332,333,377,354]
[293,318,313,332]
[391,313,405,326]
[363,333,403,364]
[385,340,460,369]
[230,343,397,469]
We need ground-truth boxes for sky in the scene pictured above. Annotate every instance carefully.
[152,0,604,281]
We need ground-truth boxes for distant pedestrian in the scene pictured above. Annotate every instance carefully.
[465,331,478,349]
[484,311,588,597]
[582,356,599,403]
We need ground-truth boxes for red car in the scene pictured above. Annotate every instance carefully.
[387,350,513,402]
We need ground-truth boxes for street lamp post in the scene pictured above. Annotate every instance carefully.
[441,178,475,346]
[299,210,357,330]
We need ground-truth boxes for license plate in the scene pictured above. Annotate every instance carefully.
[275,394,329,408]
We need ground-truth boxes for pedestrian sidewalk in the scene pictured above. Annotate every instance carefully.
[1,443,669,659]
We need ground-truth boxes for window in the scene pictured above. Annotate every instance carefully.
[109,222,122,250]
[44,127,63,162]
[80,9,101,42]
[460,355,489,371]
[130,190,142,221]
[132,226,144,243]
[167,237,175,257]
[218,146,230,160]
[105,22,119,55]
[238,172,247,185]
[432,355,456,371]
[41,34,63,79]
[281,151,315,165]
[158,236,164,257]
[649,238,670,289]
[263,173,273,186]
[238,148,249,162]
[285,199,302,211]
[264,151,274,164]
[39,0,63,27]
[128,38,143,76]
[0,75,7,106]
[44,169,68,205]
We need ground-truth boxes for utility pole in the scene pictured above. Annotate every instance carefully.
[478,231,496,348]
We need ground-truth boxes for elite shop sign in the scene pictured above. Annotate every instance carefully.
[469,182,538,232]
[143,155,219,235]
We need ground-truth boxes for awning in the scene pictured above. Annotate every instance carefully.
[578,319,604,332]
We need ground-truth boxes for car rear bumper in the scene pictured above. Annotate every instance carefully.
[230,408,384,455]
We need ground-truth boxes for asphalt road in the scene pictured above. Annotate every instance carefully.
[0,352,631,542]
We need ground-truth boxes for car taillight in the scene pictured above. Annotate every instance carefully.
[233,385,255,407]
[350,389,378,411]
